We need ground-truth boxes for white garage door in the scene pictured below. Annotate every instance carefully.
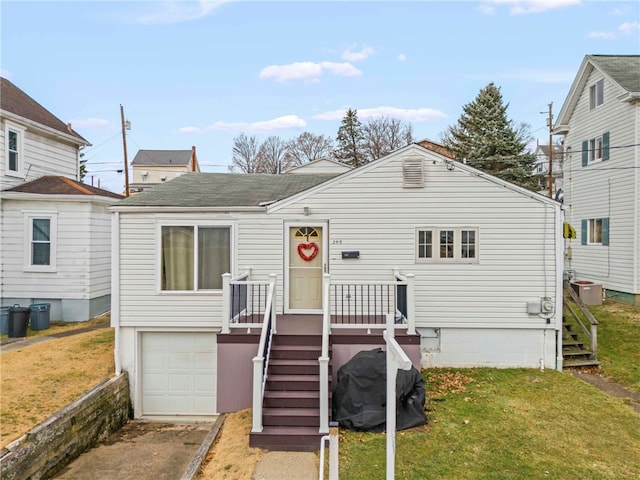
[141,332,217,416]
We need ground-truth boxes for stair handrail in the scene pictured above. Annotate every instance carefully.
[563,281,598,359]
[319,273,331,434]
[251,273,277,433]
[393,269,416,335]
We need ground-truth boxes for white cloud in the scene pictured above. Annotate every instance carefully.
[589,21,640,40]
[341,45,375,62]
[71,118,110,129]
[259,61,361,83]
[313,106,447,123]
[479,0,581,15]
[397,53,407,62]
[127,1,226,25]
[0,69,13,79]
[178,126,202,134]
[201,115,307,133]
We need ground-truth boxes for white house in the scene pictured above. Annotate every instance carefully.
[553,54,640,305]
[129,148,200,194]
[533,143,564,196]
[110,143,563,450]
[0,77,123,321]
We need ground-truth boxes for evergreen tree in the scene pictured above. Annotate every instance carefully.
[441,83,539,191]
[335,108,367,167]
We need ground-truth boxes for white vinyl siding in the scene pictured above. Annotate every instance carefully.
[1,199,113,305]
[562,66,639,294]
[1,121,79,190]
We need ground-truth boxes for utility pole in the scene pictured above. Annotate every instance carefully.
[120,105,130,197]
[547,102,554,198]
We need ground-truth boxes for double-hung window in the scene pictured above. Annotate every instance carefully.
[581,218,609,246]
[5,122,24,176]
[582,132,610,166]
[24,213,57,271]
[589,79,604,110]
[416,227,479,263]
[160,224,231,291]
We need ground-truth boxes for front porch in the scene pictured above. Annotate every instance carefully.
[218,270,419,451]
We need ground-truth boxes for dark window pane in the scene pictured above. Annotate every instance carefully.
[32,243,50,265]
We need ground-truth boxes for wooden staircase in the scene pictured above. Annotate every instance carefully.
[562,281,600,368]
[562,322,600,367]
[249,332,330,451]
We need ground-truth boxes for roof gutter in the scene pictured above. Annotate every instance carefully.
[0,109,90,146]
[109,205,267,213]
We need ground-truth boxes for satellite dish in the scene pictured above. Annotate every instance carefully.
[554,188,564,204]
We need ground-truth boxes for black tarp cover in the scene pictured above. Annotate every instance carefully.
[332,348,428,432]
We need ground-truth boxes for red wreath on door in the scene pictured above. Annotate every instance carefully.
[297,242,319,261]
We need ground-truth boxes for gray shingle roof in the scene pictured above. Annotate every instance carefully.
[115,172,340,207]
[131,149,192,166]
[588,55,640,93]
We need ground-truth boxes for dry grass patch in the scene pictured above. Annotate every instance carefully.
[0,328,114,448]
[197,409,264,480]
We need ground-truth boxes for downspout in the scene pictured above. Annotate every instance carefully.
[555,202,564,371]
[111,211,121,375]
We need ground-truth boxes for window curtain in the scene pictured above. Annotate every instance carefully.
[198,227,230,289]
[162,226,194,290]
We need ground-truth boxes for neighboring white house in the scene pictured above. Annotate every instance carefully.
[0,77,123,321]
[533,143,564,196]
[284,157,352,175]
[553,54,640,305]
[129,147,200,194]
[110,142,563,423]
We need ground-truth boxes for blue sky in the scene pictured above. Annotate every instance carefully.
[2,1,638,193]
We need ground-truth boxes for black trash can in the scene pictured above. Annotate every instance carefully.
[8,306,31,338]
[29,303,51,331]
[1,306,10,335]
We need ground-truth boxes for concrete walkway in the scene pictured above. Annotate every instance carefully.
[252,451,320,480]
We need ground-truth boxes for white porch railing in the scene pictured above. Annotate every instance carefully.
[250,273,277,433]
[319,270,415,435]
[222,270,275,334]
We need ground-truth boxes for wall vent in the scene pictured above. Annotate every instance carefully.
[402,157,424,188]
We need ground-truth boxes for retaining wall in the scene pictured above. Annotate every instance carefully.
[0,372,131,480]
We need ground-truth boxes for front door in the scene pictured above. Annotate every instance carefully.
[287,225,324,311]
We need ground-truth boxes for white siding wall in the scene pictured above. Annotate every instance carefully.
[275,155,559,330]
[89,203,114,297]
[563,68,639,294]
[0,118,79,190]
[1,199,91,299]
[131,165,189,184]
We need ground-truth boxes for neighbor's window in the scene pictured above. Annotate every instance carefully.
[416,227,479,263]
[24,214,57,271]
[589,79,604,110]
[161,225,231,291]
[5,123,24,175]
[589,219,603,244]
[590,136,603,163]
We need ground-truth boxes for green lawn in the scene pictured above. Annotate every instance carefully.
[590,301,640,391]
[336,301,640,480]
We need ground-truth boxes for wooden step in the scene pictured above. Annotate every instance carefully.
[273,334,322,346]
[563,358,601,368]
[269,359,322,375]
[270,345,322,360]
[263,407,319,427]
[563,349,594,358]
[562,339,585,348]
[264,390,323,408]
[250,426,323,451]
[266,374,320,391]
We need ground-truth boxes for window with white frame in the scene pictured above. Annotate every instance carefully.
[589,79,604,110]
[589,136,603,163]
[24,214,57,271]
[416,227,479,263]
[5,123,25,175]
[160,225,231,291]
